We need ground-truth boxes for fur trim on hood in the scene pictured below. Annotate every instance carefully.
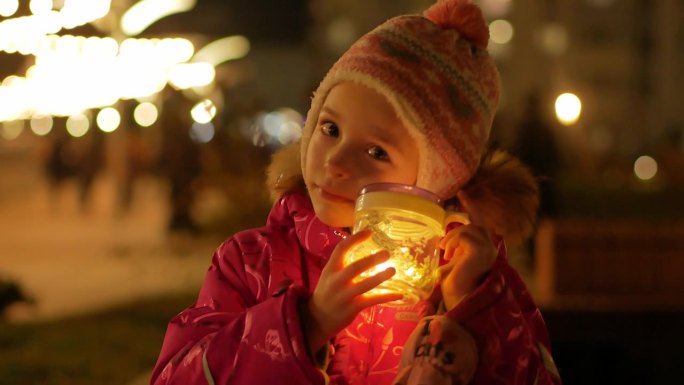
[266,142,539,246]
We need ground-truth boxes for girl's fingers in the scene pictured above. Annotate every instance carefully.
[439,225,465,249]
[443,239,459,262]
[326,229,373,271]
[441,224,491,261]
[437,259,456,280]
[461,224,494,247]
[338,250,390,282]
[357,292,404,310]
[348,267,396,297]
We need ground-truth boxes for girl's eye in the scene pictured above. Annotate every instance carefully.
[367,146,389,161]
[320,122,339,137]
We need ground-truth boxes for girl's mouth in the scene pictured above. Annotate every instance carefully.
[316,185,354,203]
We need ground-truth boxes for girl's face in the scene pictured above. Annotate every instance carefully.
[304,82,419,228]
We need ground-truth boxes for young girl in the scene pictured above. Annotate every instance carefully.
[151,1,562,384]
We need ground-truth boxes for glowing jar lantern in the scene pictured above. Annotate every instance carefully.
[344,183,469,307]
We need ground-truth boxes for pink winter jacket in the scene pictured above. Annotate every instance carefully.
[151,189,561,385]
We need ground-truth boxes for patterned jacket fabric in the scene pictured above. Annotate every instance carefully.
[150,189,561,385]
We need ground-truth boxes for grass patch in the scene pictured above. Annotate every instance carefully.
[0,293,196,385]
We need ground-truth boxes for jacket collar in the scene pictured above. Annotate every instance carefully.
[267,188,349,259]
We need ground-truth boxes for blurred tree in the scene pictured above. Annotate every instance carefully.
[513,92,562,218]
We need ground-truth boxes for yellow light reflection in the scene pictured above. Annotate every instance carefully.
[555,93,582,126]
[193,35,251,66]
[134,102,158,127]
[634,155,658,181]
[97,107,120,133]
[30,115,54,136]
[191,99,216,124]
[489,19,514,44]
[66,113,89,137]
[121,0,197,36]
[0,0,19,17]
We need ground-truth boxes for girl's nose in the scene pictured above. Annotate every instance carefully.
[325,148,351,179]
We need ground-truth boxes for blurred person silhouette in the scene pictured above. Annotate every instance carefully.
[158,86,202,234]
[119,124,150,212]
[42,120,78,209]
[75,128,105,213]
[151,1,560,384]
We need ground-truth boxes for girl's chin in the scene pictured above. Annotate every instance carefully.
[319,216,353,229]
[314,208,354,229]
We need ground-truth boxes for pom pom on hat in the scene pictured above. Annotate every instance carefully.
[423,0,490,48]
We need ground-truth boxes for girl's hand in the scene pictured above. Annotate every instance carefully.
[437,224,497,311]
[302,230,403,353]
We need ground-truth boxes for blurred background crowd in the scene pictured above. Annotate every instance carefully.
[0,1,682,384]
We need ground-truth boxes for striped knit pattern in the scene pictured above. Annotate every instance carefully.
[301,4,500,200]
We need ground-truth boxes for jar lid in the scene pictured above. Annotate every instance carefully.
[356,183,445,224]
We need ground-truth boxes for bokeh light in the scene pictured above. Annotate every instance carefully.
[634,155,658,181]
[59,0,112,30]
[66,113,90,137]
[191,99,217,124]
[326,17,357,54]
[0,0,19,17]
[1,120,23,140]
[96,107,121,133]
[30,115,54,136]
[555,93,582,126]
[29,0,53,16]
[168,62,215,90]
[121,0,197,36]
[134,102,158,127]
[540,23,568,57]
[193,35,250,66]
[480,0,512,17]
[250,108,303,147]
[190,122,215,143]
[489,19,514,45]
[0,36,199,121]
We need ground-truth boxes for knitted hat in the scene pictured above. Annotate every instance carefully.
[300,0,500,199]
